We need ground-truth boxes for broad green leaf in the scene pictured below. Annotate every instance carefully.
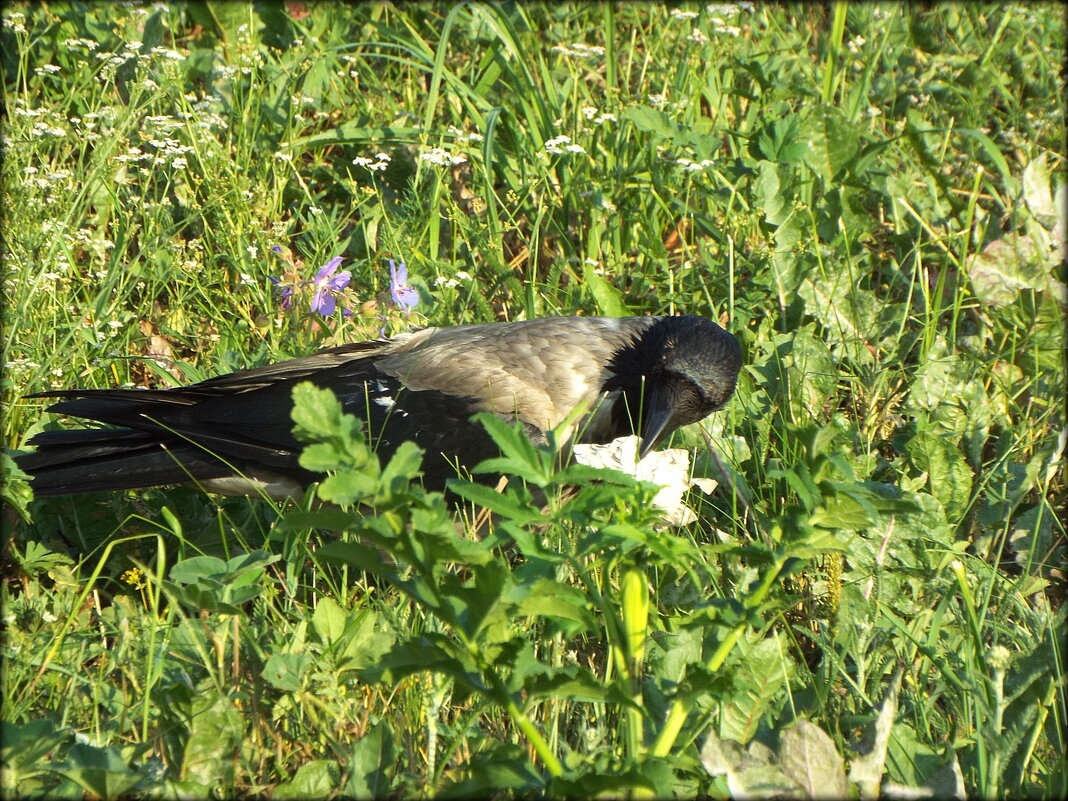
[343,723,395,799]
[778,720,849,800]
[719,636,790,745]
[317,471,378,506]
[273,760,340,801]
[181,693,244,789]
[905,431,973,522]
[311,597,347,645]
[263,653,312,692]
[52,744,143,800]
[801,106,859,183]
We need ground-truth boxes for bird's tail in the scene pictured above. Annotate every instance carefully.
[16,390,231,497]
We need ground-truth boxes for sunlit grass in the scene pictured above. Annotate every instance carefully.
[2,2,1065,798]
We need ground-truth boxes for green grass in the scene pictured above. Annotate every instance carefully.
[2,2,1065,798]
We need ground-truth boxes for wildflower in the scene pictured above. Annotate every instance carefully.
[420,147,467,166]
[308,257,350,316]
[389,260,419,312]
[670,9,700,20]
[687,28,710,44]
[545,135,585,155]
[270,254,352,317]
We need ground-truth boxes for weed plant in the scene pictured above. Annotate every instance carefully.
[1,3,1065,798]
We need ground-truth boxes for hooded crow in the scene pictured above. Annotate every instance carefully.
[17,315,741,499]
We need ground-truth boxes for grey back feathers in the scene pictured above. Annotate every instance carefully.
[18,315,741,498]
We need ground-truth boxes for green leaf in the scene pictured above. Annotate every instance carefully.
[801,106,860,183]
[291,382,350,439]
[447,480,542,523]
[317,540,396,575]
[378,440,425,493]
[317,471,379,506]
[311,597,347,645]
[582,262,630,317]
[277,509,362,532]
[778,720,849,800]
[273,760,340,801]
[180,692,245,789]
[905,431,974,522]
[263,653,312,692]
[719,636,790,745]
[52,743,143,800]
[622,106,678,141]
[343,723,395,799]
[1,719,71,778]
[298,442,344,473]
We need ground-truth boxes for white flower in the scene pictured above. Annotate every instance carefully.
[687,28,710,44]
[246,245,259,258]
[453,270,472,281]
[434,276,461,288]
[846,35,866,53]
[670,9,700,20]
[308,207,323,215]
[420,147,466,166]
[545,135,583,155]
[648,93,668,108]
[352,156,373,167]
[35,64,62,75]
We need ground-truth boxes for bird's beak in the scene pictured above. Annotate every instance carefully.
[638,389,676,459]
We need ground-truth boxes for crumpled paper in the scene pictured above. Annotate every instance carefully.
[572,435,717,527]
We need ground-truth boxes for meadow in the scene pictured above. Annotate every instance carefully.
[1,2,1065,798]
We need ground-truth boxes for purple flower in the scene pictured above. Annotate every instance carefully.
[389,260,419,312]
[309,257,351,316]
[267,275,294,309]
[270,254,352,317]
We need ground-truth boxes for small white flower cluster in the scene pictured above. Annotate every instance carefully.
[433,270,472,289]
[30,120,67,138]
[706,2,753,15]
[352,152,391,172]
[2,11,27,33]
[150,45,184,61]
[670,9,700,20]
[544,135,585,155]
[708,17,741,36]
[675,157,715,173]
[582,106,616,124]
[648,93,669,108]
[419,147,467,166]
[20,166,74,191]
[846,35,866,53]
[551,42,605,59]
[448,125,484,143]
[63,37,100,51]
[34,64,61,76]
[687,28,710,44]
[337,54,360,80]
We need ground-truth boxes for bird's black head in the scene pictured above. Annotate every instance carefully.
[605,315,742,456]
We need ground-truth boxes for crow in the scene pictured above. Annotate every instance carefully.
[16,315,741,499]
